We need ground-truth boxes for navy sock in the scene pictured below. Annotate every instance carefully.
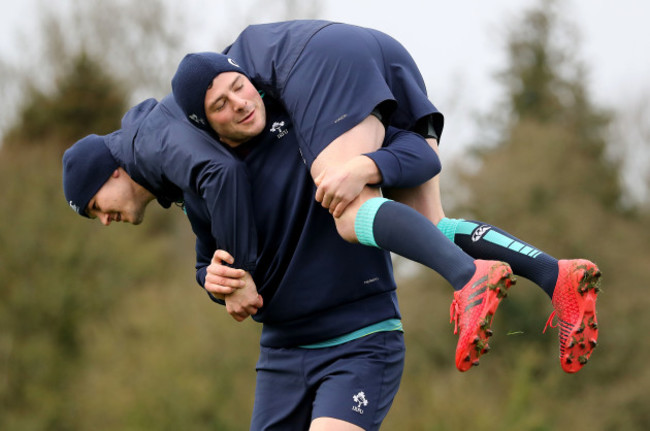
[355,198,476,290]
[438,218,559,298]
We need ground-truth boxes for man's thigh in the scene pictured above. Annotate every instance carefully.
[309,115,385,181]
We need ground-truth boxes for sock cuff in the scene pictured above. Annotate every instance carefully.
[354,197,390,247]
[437,217,463,242]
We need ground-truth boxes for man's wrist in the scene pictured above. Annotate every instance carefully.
[359,155,382,185]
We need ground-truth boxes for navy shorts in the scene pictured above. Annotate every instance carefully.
[281,23,441,167]
[250,331,405,430]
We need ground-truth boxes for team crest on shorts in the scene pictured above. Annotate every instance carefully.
[352,391,368,414]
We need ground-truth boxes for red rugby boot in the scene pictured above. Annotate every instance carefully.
[450,260,516,372]
[544,259,601,373]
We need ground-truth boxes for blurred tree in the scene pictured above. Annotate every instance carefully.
[31,0,188,101]
[4,52,126,149]
[489,1,620,209]
[1,0,649,428]
[1,0,324,149]
[0,143,183,430]
[388,2,650,430]
[452,0,621,337]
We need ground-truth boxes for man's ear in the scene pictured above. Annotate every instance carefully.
[111,168,121,178]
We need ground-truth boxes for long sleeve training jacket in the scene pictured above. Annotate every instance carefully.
[108,94,438,347]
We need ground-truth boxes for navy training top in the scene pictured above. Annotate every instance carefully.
[109,93,438,347]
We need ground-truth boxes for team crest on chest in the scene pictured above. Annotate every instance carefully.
[270,121,288,139]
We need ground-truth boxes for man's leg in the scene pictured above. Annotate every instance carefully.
[439,214,602,372]
[311,116,480,291]
[385,137,562,293]
[390,137,601,373]
[311,116,515,371]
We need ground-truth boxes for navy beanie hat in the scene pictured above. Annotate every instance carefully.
[172,52,248,129]
[62,133,119,218]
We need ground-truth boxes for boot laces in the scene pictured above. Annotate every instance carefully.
[543,310,557,334]
[450,299,460,334]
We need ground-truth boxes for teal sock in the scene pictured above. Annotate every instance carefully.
[437,218,559,298]
[437,217,462,242]
[354,197,388,248]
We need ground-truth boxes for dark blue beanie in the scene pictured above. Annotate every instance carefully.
[62,133,119,218]
[172,52,249,129]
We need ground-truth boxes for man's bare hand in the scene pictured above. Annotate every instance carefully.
[225,271,263,322]
[204,249,247,296]
[314,155,381,218]
[204,250,263,322]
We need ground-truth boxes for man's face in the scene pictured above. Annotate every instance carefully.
[204,72,266,148]
[86,168,150,226]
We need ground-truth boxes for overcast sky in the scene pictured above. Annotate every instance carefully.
[3,0,648,101]
[2,0,648,126]
[330,0,650,104]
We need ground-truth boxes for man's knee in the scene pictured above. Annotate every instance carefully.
[331,189,381,243]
